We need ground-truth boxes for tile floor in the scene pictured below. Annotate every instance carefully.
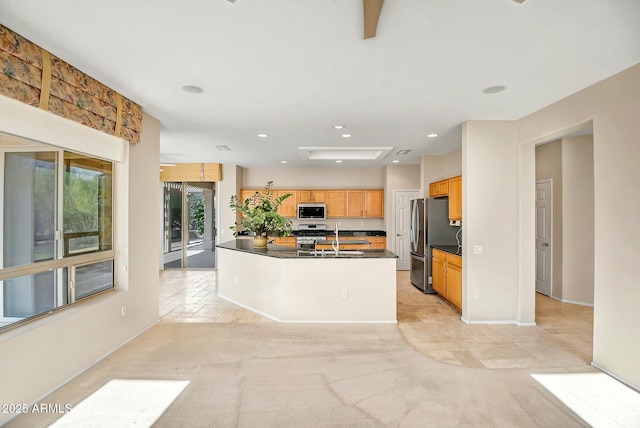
[159,269,594,370]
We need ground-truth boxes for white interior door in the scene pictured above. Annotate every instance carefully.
[535,179,552,296]
[394,190,419,270]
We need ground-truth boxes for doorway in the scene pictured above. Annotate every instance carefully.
[162,182,216,269]
[535,179,552,296]
[393,190,419,270]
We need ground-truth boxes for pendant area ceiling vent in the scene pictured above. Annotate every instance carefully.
[298,147,393,161]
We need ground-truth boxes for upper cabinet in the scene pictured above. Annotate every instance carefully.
[346,190,364,217]
[326,190,346,217]
[448,176,462,221]
[364,189,384,218]
[298,190,325,203]
[429,179,449,197]
[277,190,297,218]
[240,188,384,219]
[429,176,462,221]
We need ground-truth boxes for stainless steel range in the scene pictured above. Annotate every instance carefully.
[296,224,327,249]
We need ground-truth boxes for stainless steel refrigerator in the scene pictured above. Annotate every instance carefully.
[410,198,459,293]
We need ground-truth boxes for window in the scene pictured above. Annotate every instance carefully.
[0,134,115,330]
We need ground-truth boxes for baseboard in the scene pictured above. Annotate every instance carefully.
[218,294,397,324]
[217,294,282,322]
[561,299,594,307]
[461,317,536,327]
[591,362,640,393]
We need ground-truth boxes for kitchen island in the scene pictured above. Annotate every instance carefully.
[216,240,398,323]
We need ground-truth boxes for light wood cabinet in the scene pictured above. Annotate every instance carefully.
[429,179,449,197]
[432,248,462,310]
[240,187,383,219]
[346,190,364,217]
[276,190,297,218]
[326,190,346,217]
[448,176,462,221]
[317,235,386,250]
[297,190,325,203]
[364,189,384,218]
[432,249,447,296]
[274,236,296,247]
[446,254,462,309]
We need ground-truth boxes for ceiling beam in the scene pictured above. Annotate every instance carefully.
[363,0,384,39]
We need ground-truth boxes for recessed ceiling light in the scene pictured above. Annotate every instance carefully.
[257,133,269,138]
[216,145,230,151]
[483,85,507,94]
[334,125,345,129]
[182,85,204,94]
[427,133,439,138]
[341,134,352,138]
[280,160,287,164]
[392,160,400,163]
[336,160,343,163]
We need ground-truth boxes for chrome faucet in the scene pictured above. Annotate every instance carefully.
[331,223,340,256]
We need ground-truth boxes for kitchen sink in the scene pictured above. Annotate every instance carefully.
[336,250,364,255]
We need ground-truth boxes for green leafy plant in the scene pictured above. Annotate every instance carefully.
[230,181,293,237]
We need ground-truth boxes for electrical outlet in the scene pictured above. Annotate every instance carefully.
[341,289,348,299]
[121,305,127,317]
[473,245,483,254]
[360,221,364,226]
[474,290,480,300]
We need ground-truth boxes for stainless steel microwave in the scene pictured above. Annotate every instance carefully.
[297,203,326,220]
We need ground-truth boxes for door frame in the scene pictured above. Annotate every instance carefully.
[535,178,553,297]
[392,189,420,268]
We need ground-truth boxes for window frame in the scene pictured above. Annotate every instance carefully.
[0,134,119,332]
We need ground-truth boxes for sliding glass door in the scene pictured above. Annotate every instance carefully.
[163,182,215,269]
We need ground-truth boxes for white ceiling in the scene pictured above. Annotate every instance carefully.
[1,0,639,168]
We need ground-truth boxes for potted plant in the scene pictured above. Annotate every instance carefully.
[229,181,293,248]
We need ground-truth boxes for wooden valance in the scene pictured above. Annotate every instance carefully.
[0,24,142,144]
[159,163,223,182]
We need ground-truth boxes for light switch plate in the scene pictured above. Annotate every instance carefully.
[473,245,483,254]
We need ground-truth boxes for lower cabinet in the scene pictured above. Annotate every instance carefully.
[274,236,296,247]
[432,249,462,310]
[316,236,386,250]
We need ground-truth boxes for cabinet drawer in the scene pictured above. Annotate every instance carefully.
[447,254,462,268]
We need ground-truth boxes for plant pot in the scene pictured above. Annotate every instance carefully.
[253,235,268,248]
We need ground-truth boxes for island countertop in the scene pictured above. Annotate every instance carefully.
[217,240,398,259]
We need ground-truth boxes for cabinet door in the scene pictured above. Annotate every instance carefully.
[364,189,384,218]
[432,250,447,296]
[448,176,462,221]
[297,190,311,203]
[438,180,449,196]
[274,236,296,247]
[346,190,364,217]
[326,190,346,217]
[367,237,386,250]
[446,255,462,309]
[429,182,439,197]
[276,190,296,218]
[312,190,326,203]
[240,189,257,203]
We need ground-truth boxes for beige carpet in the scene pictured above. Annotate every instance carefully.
[7,323,589,427]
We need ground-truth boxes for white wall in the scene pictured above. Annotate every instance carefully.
[217,164,244,243]
[0,96,160,424]
[561,136,594,305]
[420,148,462,197]
[383,165,420,246]
[515,64,640,388]
[535,140,563,299]
[462,121,519,323]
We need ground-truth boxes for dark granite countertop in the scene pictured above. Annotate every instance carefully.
[237,230,386,237]
[217,240,397,259]
[431,245,462,256]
